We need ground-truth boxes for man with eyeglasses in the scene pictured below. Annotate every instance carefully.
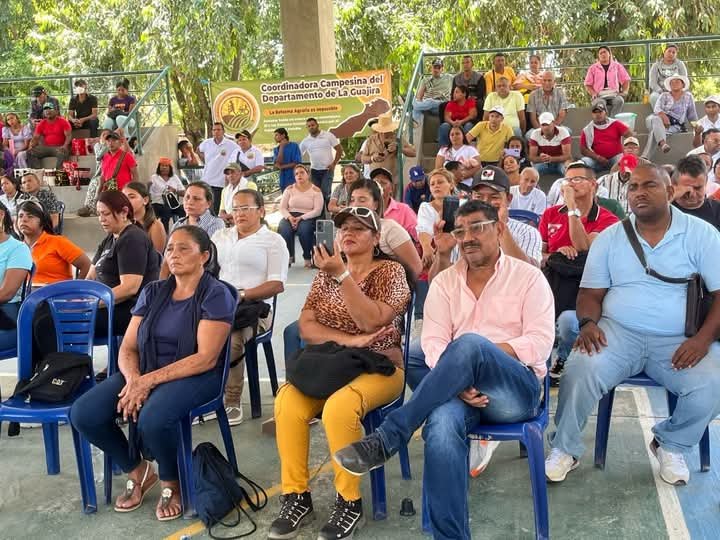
[211,189,289,426]
[218,162,258,226]
[333,199,555,540]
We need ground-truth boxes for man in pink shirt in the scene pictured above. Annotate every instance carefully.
[334,199,555,540]
[370,167,419,242]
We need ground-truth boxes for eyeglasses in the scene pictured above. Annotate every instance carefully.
[562,176,593,184]
[450,220,496,240]
[231,205,259,213]
[338,206,379,230]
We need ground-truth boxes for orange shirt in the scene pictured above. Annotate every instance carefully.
[30,232,84,284]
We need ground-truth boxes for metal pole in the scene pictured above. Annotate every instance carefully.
[164,68,173,124]
[645,43,651,90]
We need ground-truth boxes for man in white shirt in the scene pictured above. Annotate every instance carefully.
[198,122,239,214]
[687,128,720,164]
[232,129,265,177]
[218,163,258,226]
[510,168,547,215]
[299,117,343,206]
[693,96,720,148]
[212,189,289,425]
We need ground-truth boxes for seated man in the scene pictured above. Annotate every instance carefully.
[334,199,554,540]
[580,100,632,173]
[510,167,547,215]
[484,52,517,93]
[671,155,720,231]
[687,127,720,164]
[218,163,258,226]
[27,103,71,170]
[466,106,514,166]
[68,79,100,137]
[693,96,720,148]
[28,86,61,128]
[403,165,431,213]
[545,163,720,486]
[528,112,571,176]
[438,85,478,147]
[528,72,570,130]
[597,153,639,215]
[412,58,453,123]
[452,55,485,102]
[482,77,526,136]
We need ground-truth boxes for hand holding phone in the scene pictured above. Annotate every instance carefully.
[442,197,460,233]
[315,220,336,256]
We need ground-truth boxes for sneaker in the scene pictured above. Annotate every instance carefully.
[334,432,390,476]
[469,439,500,477]
[650,438,689,486]
[549,357,565,380]
[191,411,217,426]
[317,494,365,540]
[545,448,579,482]
[267,491,314,539]
[226,406,244,426]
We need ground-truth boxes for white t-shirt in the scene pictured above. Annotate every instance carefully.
[697,116,720,133]
[547,178,608,206]
[198,137,240,188]
[220,179,257,214]
[687,145,720,163]
[416,202,441,236]
[149,174,184,204]
[212,225,289,305]
[509,186,547,215]
[299,131,340,170]
[359,139,371,178]
[436,144,479,166]
[231,144,265,171]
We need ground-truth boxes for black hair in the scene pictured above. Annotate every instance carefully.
[0,174,20,193]
[714,157,720,173]
[348,178,384,217]
[156,161,174,176]
[306,117,318,124]
[444,161,461,172]
[116,77,130,90]
[598,45,612,55]
[17,200,55,236]
[455,199,499,222]
[97,190,135,221]
[462,55,473,62]
[274,128,289,139]
[446,124,469,146]
[454,85,469,98]
[212,121,224,130]
[506,136,528,158]
[168,225,219,278]
[634,162,673,186]
[701,128,720,143]
[529,54,542,63]
[674,155,707,181]
[0,200,18,239]
[74,79,88,87]
[186,181,214,204]
[493,52,506,59]
[177,140,191,151]
[123,182,158,231]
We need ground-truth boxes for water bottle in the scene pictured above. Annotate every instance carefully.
[92,446,104,483]
[643,89,650,105]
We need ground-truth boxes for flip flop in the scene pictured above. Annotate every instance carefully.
[156,487,182,521]
[114,462,158,513]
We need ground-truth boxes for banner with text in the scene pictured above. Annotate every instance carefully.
[210,70,392,145]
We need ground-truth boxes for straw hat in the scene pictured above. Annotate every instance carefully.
[664,74,690,92]
[371,112,399,133]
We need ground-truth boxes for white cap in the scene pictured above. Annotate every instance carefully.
[488,105,504,117]
[623,136,640,146]
[705,95,720,106]
[538,112,555,125]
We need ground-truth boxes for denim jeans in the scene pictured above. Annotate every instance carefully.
[278,214,316,262]
[550,316,720,458]
[0,303,19,350]
[414,279,429,320]
[70,370,222,480]
[377,334,541,540]
[580,153,622,174]
[283,319,302,364]
[412,98,444,122]
[310,168,333,207]
[556,310,579,362]
[533,162,566,176]
[437,122,475,148]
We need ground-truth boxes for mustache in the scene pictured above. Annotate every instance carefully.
[461,241,481,250]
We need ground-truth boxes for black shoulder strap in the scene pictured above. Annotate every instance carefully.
[621,218,690,284]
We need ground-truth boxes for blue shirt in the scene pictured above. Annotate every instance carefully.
[273,142,302,191]
[581,206,720,336]
[0,237,32,304]
[403,183,431,213]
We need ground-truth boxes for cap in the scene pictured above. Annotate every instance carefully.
[432,58,444,67]
[369,167,393,181]
[224,162,243,173]
[591,100,607,112]
[237,129,252,139]
[471,166,510,192]
[409,165,425,181]
[618,153,639,173]
[42,102,55,110]
[488,105,505,117]
[623,136,640,146]
[32,86,45,97]
[333,207,381,232]
[105,131,121,140]
[538,112,555,125]
[158,157,173,166]
[705,95,720,106]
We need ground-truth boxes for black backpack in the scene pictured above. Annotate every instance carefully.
[12,352,93,403]
[192,442,268,539]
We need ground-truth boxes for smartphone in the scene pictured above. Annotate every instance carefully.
[315,220,336,256]
[442,197,460,233]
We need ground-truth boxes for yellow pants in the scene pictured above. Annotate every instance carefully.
[274,369,405,501]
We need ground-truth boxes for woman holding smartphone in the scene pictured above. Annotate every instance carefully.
[416,168,456,270]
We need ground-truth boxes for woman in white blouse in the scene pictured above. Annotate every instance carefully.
[149,157,186,231]
[416,168,456,269]
[434,126,480,186]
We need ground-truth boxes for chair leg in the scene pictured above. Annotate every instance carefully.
[177,418,196,518]
[71,426,97,514]
[524,424,550,540]
[363,411,387,520]
[245,341,262,419]
[262,341,279,396]
[700,427,711,472]
[398,443,412,480]
[594,389,617,469]
[42,423,61,475]
[217,406,240,476]
[104,455,113,505]
[519,441,528,458]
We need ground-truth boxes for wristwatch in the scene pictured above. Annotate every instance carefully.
[568,208,582,218]
[238,288,246,302]
[334,270,351,284]
[578,317,596,329]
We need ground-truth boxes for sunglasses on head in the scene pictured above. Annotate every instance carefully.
[338,206,379,230]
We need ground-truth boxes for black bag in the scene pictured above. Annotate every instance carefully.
[162,190,181,210]
[543,250,589,315]
[12,352,93,403]
[233,300,270,332]
[193,442,267,539]
[621,218,712,337]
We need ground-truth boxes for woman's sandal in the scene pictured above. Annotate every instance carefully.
[156,487,183,521]
[114,462,158,513]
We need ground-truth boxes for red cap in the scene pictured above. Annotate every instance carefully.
[618,153,639,173]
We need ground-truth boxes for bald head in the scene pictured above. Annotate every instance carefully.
[635,163,671,186]
[541,71,556,91]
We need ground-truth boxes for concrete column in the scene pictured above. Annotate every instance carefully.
[279,0,337,77]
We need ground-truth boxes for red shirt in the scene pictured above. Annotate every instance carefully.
[100,149,137,190]
[579,121,629,159]
[539,203,619,253]
[35,117,71,147]
[445,99,477,122]
[529,126,571,157]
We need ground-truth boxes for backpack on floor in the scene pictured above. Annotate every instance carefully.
[192,442,268,539]
[12,352,93,403]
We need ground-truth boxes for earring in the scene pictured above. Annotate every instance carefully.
[373,245,381,257]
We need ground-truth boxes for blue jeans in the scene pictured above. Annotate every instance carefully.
[310,168,333,206]
[580,154,622,174]
[278,215,316,262]
[412,98,444,122]
[70,371,221,480]
[437,122,475,147]
[283,320,302,363]
[550,316,720,458]
[556,310,579,362]
[0,303,19,350]
[533,162,566,176]
[377,334,541,540]
[414,279,429,320]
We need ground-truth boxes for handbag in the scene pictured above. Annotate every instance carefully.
[162,189,181,210]
[229,300,271,368]
[621,218,711,337]
[192,442,267,539]
[101,150,126,192]
[543,250,588,315]
[12,352,93,403]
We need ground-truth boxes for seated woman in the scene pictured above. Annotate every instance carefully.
[435,125,480,186]
[149,157,186,231]
[0,201,32,350]
[2,112,32,168]
[278,164,324,268]
[269,207,410,540]
[19,172,61,230]
[328,163,361,215]
[102,78,137,137]
[122,182,167,253]
[501,154,522,186]
[584,46,630,117]
[642,74,696,159]
[0,175,33,221]
[17,201,91,285]
[70,226,236,521]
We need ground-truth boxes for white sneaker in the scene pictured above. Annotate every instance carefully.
[226,406,244,426]
[545,448,579,482]
[469,439,500,477]
[191,411,218,426]
[650,439,689,485]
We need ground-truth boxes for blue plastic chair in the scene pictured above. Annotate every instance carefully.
[361,293,415,521]
[103,284,239,518]
[245,295,279,418]
[594,371,711,471]
[0,263,35,362]
[420,364,551,540]
[0,280,115,514]
[509,209,541,228]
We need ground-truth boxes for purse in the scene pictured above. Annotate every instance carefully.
[621,218,711,337]
[101,150,126,191]
[162,189,181,209]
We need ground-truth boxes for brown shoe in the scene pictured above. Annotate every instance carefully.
[76,206,96,217]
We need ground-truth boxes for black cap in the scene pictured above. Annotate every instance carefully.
[105,131,121,140]
[369,167,393,181]
[32,86,45,97]
[238,129,252,139]
[591,99,607,112]
[471,166,509,192]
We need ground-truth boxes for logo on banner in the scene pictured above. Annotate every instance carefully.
[213,88,261,133]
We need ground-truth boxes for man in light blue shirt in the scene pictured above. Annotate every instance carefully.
[545,163,720,486]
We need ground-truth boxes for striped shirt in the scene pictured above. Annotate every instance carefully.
[171,209,225,238]
[597,172,630,214]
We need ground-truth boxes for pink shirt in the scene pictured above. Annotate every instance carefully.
[280,185,324,220]
[384,198,418,243]
[421,253,555,377]
[584,61,631,95]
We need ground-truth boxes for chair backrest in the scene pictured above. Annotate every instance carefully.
[380,290,416,414]
[259,295,278,338]
[20,263,35,301]
[55,201,66,234]
[16,280,114,380]
[508,209,541,228]
[217,282,239,392]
